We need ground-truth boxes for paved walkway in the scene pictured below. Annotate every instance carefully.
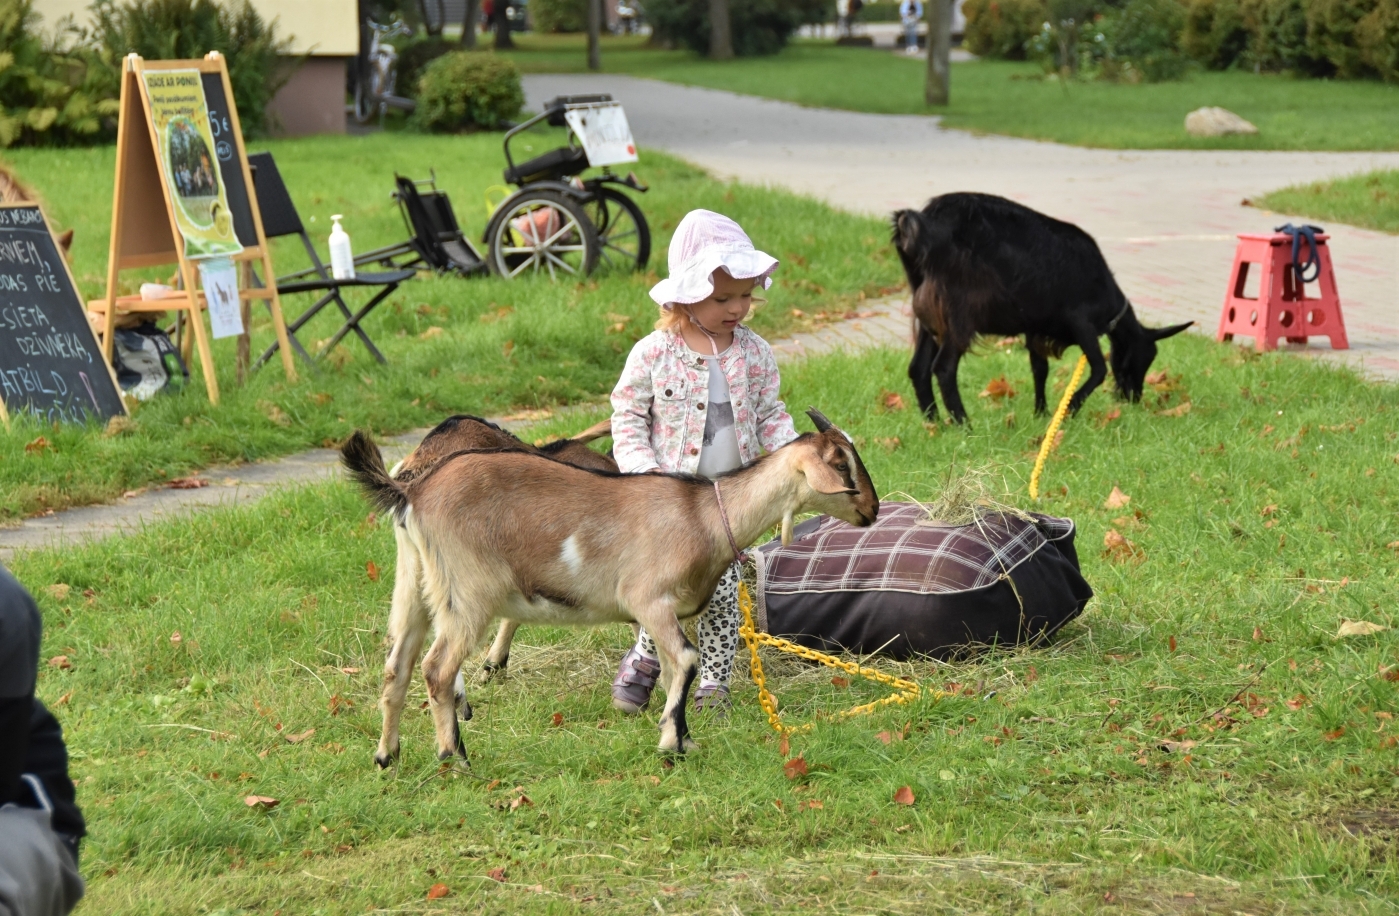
[0,298,909,562]
[525,74,1399,379]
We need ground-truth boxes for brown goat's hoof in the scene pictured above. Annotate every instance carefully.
[374,750,397,769]
[459,700,473,722]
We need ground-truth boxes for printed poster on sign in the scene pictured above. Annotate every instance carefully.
[563,103,638,168]
[198,257,242,339]
[143,69,243,260]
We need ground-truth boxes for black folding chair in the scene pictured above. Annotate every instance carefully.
[248,151,416,369]
[355,171,487,276]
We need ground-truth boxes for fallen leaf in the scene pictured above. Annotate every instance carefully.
[778,734,789,756]
[244,795,279,809]
[1261,504,1278,517]
[1144,371,1167,385]
[340,667,360,675]
[170,631,182,645]
[510,793,533,810]
[54,691,71,706]
[1323,727,1346,741]
[502,340,515,358]
[1102,529,1144,563]
[285,729,315,744]
[800,799,824,810]
[45,584,71,600]
[1160,740,1196,754]
[366,561,380,582]
[1025,666,1039,683]
[1286,694,1308,710]
[167,476,208,490]
[550,712,564,727]
[831,676,850,688]
[876,731,892,745]
[419,326,445,340]
[328,694,352,716]
[24,436,51,454]
[1338,619,1387,638]
[892,785,915,806]
[783,757,808,780]
[1103,486,1131,510]
[1158,401,1192,418]
[426,882,450,899]
[980,376,1015,401]
[874,436,901,453]
[1169,635,1177,653]
[1252,626,1270,642]
[880,390,906,411]
[1381,667,1399,683]
[48,655,71,670]
[488,867,507,882]
[1102,407,1121,424]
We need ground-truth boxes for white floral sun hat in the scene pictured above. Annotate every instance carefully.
[649,209,778,308]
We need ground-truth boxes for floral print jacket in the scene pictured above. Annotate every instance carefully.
[610,326,798,475]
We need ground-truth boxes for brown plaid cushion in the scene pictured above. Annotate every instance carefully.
[756,503,1075,599]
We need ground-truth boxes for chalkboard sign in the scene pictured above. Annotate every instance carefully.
[0,204,126,426]
[201,71,256,248]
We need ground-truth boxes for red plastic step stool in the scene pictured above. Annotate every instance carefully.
[1217,232,1348,352]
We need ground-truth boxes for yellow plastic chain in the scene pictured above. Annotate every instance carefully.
[1028,354,1089,500]
[737,581,929,737]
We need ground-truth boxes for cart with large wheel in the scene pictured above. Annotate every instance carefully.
[484,94,651,280]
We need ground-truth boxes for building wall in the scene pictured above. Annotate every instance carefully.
[267,57,349,137]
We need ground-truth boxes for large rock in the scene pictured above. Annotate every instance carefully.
[1185,107,1259,137]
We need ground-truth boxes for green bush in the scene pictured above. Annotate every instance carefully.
[86,0,294,137]
[409,51,522,131]
[394,35,455,96]
[1239,0,1325,74]
[531,0,588,32]
[1304,0,1371,77]
[962,0,1047,60]
[1099,0,1190,80]
[1356,0,1399,81]
[647,0,829,56]
[1181,0,1248,68]
[855,2,902,22]
[0,0,118,146]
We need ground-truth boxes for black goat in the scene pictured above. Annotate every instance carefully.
[892,193,1192,423]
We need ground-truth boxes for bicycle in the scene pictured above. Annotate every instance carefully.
[353,17,417,126]
[484,94,651,280]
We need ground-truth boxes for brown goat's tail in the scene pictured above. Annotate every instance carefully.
[571,418,612,443]
[341,430,408,517]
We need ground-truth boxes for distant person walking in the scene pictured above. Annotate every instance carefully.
[899,0,923,54]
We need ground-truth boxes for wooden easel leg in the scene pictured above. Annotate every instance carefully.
[264,252,298,382]
[181,262,220,405]
[237,261,252,385]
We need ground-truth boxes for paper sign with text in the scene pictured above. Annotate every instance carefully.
[199,257,242,339]
[563,104,639,168]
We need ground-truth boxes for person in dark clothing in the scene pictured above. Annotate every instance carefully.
[0,565,84,916]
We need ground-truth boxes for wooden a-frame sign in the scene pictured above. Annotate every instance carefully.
[92,51,296,404]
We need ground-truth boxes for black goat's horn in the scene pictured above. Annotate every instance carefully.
[806,407,835,432]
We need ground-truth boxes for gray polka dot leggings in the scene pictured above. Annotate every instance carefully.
[633,562,741,687]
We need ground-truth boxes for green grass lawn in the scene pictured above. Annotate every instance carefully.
[1261,169,1399,235]
[11,330,1399,914]
[0,134,901,521]
[502,36,1399,151]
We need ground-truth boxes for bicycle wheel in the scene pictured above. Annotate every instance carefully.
[353,77,374,124]
[587,187,650,273]
[485,190,599,280]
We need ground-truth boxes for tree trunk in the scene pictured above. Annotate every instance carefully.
[587,0,602,70]
[460,0,479,48]
[494,3,515,48]
[924,0,950,105]
[708,0,733,59]
[420,0,446,36]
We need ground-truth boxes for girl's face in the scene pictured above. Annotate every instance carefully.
[687,269,757,335]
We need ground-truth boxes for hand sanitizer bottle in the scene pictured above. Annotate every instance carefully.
[329,214,355,280]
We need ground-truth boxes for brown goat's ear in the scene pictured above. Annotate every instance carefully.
[801,451,857,496]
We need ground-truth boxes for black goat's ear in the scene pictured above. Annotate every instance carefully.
[1150,321,1194,341]
[806,407,834,432]
[892,210,921,249]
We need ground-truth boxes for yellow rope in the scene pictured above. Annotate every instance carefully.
[737,581,930,737]
[1028,354,1089,500]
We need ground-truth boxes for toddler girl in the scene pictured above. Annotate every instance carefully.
[609,209,798,714]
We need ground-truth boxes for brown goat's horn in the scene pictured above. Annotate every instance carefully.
[806,407,835,432]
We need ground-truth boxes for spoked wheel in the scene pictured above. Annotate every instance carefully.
[586,187,650,273]
[485,190,599,280]
[352,75,374,125]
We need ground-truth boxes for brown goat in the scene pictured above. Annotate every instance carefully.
[342,409,878,762]
[378,415,616,765]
